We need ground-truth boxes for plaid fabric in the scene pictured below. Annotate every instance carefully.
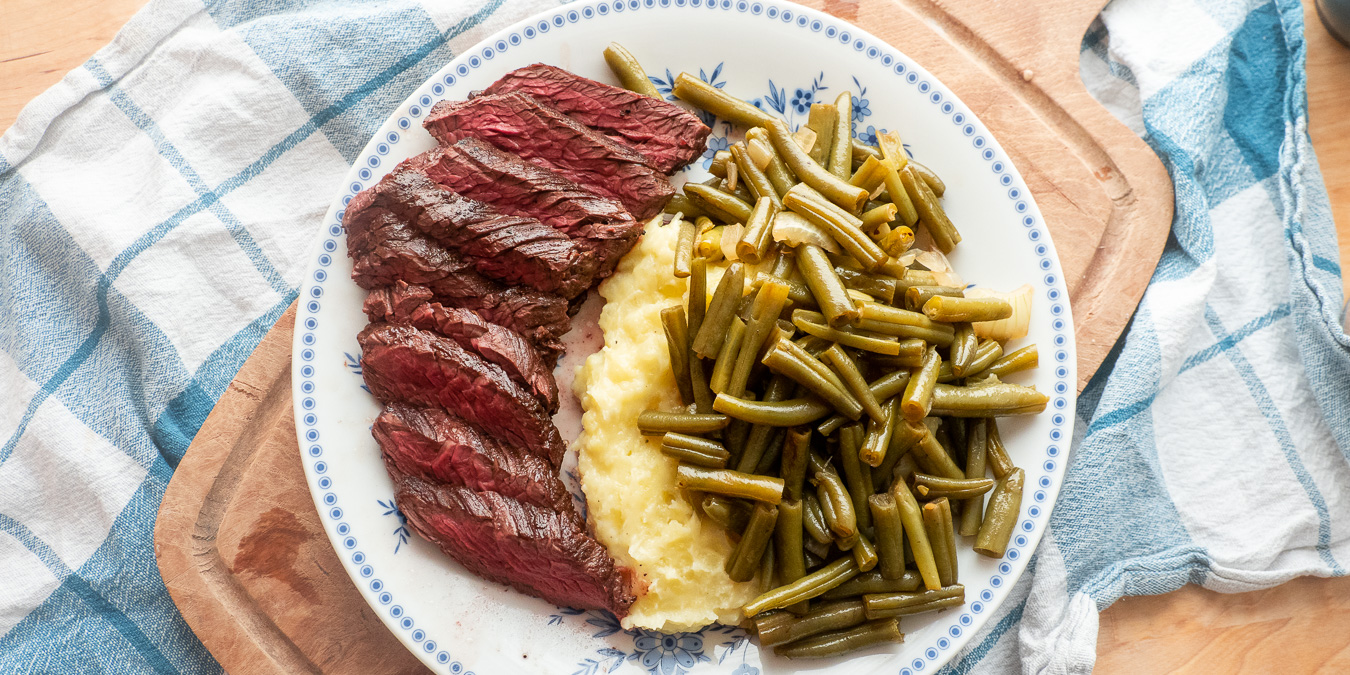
[0,0,1343,673]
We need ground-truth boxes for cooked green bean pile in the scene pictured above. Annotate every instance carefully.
[609,46,1047,661]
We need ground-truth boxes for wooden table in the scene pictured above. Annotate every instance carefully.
[4,1,1349,672]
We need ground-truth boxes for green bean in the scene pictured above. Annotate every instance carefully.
[736,197,776,266]
[774,618,902,659]
[804,545,827,568]
[849,155,887,193]
[792,313,902,355]
[909,158,946,197]
[904,285,965,312]
[873,418,925,485]
[767,119,870,212]
[818,369,913,435]
[701,494,751,533]
[691,262,745,358]
[791,244,858,328]
[814,465,856,539]
[859,397,898,467]
[891,482,940,590]
[852,138,882,163]
[738,384,793,472]
[870,340,929,371]
[863,585,965,619]
[804,103,836,165]
[827,91,853,179]
[708,150,732,178]
[937,420,964,468]
[708,316,745,394]
[754,427,787,476]
[880,159,920,227]
[773,500,807,613]
[688,256,707,334]
[672,72,773,128]
[922,498,958,587]
[930,383,1049,417]
[690,355,715,414]
[636,411,729,435]
[851,530,879,572]
[744,557,860,617]
[763,344,863,421]
[781,427,812,502]
[726,503,779,582]
[982,344,1039,379]
[922,295,1013,323]
[759,544,777,593]
[745,126,797,198]
[880,227,916,261]
[724,415,751,462]
[913,427,966,480]
[859,302,956,335]
[986,418,1014,479]
[670,213,695,279]
[602,43,662,99]
[958,419,988,537]
[859,203,898,234]
[823,570,922,598]
[899,165,961,252]
[660,433,730,469]
[822,346,885,423]
[943,340,1004,382]
[784,184,887,270]
[659,306,694,405]
[684,182,753,224]
[755,600,867,646]
[802,492,834,545]
[730,144,783,211]
[837,424,874,533]
[753,272,816,308]
[950,323,978,377]
[714,393,830,426]
[665,193,709,220]
[728,278,791,397]
[975,468,1024,558]
[677,465,784,503]
[901,346,941,422]
[834,267,898,304]
[913,473,994,500]
[868,494,907,579]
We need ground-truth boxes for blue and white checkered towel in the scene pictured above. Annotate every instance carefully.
[0,0,1344,672]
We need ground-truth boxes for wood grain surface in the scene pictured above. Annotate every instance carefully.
[4,0,1349,673]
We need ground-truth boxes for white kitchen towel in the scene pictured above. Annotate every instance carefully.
[0,0,1344,673]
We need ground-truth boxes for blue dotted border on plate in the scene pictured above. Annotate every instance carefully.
[296,0,1074,673]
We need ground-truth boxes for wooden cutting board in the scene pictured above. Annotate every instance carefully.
[152,0,1175,672]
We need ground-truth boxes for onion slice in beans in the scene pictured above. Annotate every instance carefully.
[966,284,1033,341]
[772,211,841,254]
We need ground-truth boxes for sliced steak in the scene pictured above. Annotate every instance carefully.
[389,464,634,617]
[365,287,558,412]
[411,141,642,279]
[484,63,710,173]
[374,402,573,512]
[423,92,674,218]
[345,207,570,353]
[359,323,565,466]
[348,166,596,297]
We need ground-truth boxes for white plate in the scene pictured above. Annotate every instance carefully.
[292,1,1076,673]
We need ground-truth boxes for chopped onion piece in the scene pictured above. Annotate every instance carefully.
[721,223,745,262]
[895,249,920,267]
[747,138,773,170]
[966,284,1033,341]
[914,249,951,273]
[932,269,966,288]
[772,211,841,253]
[792,127,817,154]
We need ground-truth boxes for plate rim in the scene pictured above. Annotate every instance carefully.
[291,1,1078,673]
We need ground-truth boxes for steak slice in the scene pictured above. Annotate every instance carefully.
[423,92,674,218]
[365,286,558,413]
[412,141,642,279]
[389,464,634,617]
[374,402,573,513]
[359,323,565,466]
[484,63,710,173]
[348,166,596,297]
[345,207,570,353]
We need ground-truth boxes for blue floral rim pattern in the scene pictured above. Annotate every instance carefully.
[294,1,1074,673]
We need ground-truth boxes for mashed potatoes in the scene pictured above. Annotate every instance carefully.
[573,218,758,631]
